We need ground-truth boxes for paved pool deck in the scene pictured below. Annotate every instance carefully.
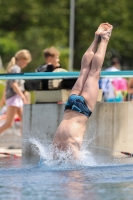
[0,128,22,157]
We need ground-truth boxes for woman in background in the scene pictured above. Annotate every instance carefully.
[0,49,32,135]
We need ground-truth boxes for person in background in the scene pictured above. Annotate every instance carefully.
[100,58,120,102]
[106,57,121,72]
[101,78,116,102]
[34,46,67,91]
[112,77,127,101]
[0,49,32,135]
[101,58,127,102]
[35,46,61,72]
[108,58,127,101]
[0,86,31,108]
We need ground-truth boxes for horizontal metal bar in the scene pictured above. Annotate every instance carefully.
[0,71,133,80]
[0,72,79,80]
[101,71,133,78]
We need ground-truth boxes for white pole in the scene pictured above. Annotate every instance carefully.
[69,0,75,71]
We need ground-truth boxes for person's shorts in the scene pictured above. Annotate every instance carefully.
[6,94,23,108]
[65,94,92,117]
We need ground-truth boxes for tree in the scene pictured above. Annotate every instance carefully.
[1,0,133,71]
[74,0,133,70]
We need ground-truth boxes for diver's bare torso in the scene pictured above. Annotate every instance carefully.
[53,110,88,151]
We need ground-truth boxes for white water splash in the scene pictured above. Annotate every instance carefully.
[29,138,97,170]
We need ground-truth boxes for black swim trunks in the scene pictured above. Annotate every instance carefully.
[65,94,92,117]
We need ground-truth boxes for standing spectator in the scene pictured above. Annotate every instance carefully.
[112,78,127,101]
[101,78,116,102]
[34,46,67,91]
[101,58,127,102]
[101,58,120,102]
[35,46,61,72]
[105,57,121,72]
[0,49,32,135]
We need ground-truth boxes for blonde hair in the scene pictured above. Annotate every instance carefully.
[43,46,60,59]
[7,49,32,73]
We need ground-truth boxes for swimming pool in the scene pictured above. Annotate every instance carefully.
[0,139,133,200]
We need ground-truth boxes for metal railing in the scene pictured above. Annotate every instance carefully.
[0,71,133,80]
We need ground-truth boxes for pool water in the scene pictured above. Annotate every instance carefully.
[0,139,133,200]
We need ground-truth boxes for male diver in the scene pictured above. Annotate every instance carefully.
[53,23,113,159]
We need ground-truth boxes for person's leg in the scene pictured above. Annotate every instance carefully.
[16,107,23,133]
[70,23,108,96]
[16,107,23,121]
[81,24,113,111]
[0,106,17,134]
